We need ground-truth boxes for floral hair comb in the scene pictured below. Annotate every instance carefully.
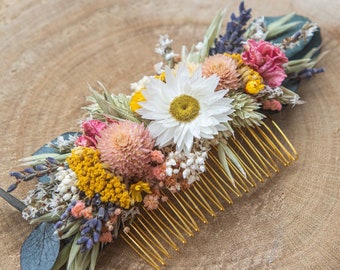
[0,2,325,270]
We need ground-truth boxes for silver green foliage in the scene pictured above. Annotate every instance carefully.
[84,82,140,123]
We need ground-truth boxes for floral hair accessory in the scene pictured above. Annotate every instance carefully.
[0,2,325,270]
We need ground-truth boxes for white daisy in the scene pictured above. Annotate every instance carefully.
[137,63,234,153]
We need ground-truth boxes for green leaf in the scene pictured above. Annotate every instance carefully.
[30,212,61,225]
[60,220,82,240]
[264,14,322,60]
[89,242,100,270]
[67,233,81,269]
[217,144,235,187]
[20,222,60,270]
[51,242,72,270]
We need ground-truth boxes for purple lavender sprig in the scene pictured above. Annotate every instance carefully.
[209,1,252,55]
[7,157,65,192]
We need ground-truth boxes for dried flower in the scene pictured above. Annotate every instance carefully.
[71,201,85,218]
[241,39,288,87]
[202,54,240,90]
[137,64,234,153]
[97,121,155,180]
[100,232,113,243]
[129,181,151,204]
[67,147,131,208]
[262,99,282,111]
[143,194,160,210]
[75,119,107,147]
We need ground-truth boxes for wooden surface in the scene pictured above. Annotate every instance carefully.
[0,0,339,269]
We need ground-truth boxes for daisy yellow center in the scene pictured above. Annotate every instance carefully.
[169,94,200,122]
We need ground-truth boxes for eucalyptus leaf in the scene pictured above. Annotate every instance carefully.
[20,222,60,270]
[264,14,322,60]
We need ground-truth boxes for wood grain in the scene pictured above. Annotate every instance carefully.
[0,0,339,269]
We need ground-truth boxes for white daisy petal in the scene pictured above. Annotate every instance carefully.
[139,63,234,153]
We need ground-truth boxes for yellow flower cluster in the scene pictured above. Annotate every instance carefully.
[129,181,151,204]
[130,90,146,112]
[130,73,166,112]
[67,147,131,209]
[225,53,265,95]
[242,67,265,94]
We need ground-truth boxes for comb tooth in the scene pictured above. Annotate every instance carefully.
[157,204,193,237]
[262,121,298,161]
[136,217,171,258]
[247,125,288,167]
[163,192,199,232]
[205,158,240,197]
[230,136,267,182]
[146,206,187,244]
[237,128,275,176]
[121,231,162,270]
[173,191,208,223]
[141,210,179,251]
[130,223,167,265]
[253,124,290,165]
[186,186,216,217]
[200,169,234,203]
[195,180,225,211]
[206,154,243,197]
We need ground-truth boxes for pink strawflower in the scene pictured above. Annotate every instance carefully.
[75,120,107,147]
[262,99,283,111]
[152,164,166,181]
[241,40,288,88]
[97,121,155,179]
[81,206,93,219]
[150,150,165,164]
[143,194,160,210]
[100,232,113,243]
[202,54,240,90]
[71,201,85,218]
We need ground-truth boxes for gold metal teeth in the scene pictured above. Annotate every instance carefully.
[121,120,298,269]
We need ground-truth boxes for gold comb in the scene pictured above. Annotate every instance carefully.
[120,119,297,269]
[1,2,324,270]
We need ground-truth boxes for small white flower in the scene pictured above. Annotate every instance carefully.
[166,167,173,176]
[62,193,72,201]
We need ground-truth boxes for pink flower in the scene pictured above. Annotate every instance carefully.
[262,99,282,111]
[202,54,240,90]
[100,232,113,243]
[71,201,85,218]
[143,194,160,210]
[242,40,288,87]
[97,121,155,180]
[81,206,93,219]
[75,120,107,147]
[152,164,166,181]
[150,150,165,164]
